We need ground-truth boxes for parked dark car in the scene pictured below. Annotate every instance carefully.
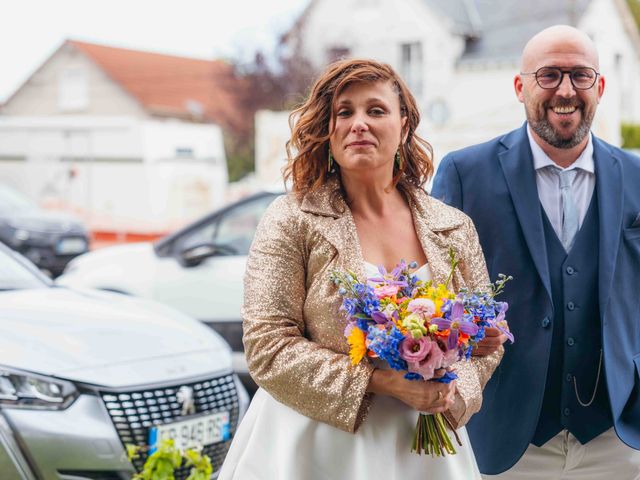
[0,184,90,277]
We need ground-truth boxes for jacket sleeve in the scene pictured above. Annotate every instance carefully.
[431,153,463,210]
[242,196,375,433]
[446,215,504,429]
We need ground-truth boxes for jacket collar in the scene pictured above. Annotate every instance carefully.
[298,177,464,286]
[299,177,464,232]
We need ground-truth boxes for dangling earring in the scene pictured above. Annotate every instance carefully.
[395,149,403,169]
[328,151,334,173]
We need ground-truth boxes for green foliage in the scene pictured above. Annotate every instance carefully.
[628,0,640,29]
[225,132,255,182]
[622,123,640,149]
[127,439,213,480]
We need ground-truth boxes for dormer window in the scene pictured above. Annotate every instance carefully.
[400,42,423,100]
[58,67,89,112]
[326,47,351,64]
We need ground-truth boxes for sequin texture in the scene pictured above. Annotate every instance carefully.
[242,178,503,433]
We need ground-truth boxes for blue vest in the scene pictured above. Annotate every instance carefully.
[532,192,613,446]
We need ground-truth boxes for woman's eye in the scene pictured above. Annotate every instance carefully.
[370,108,386,116]
[336,110,351,117]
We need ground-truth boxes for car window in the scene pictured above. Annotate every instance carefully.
[214,195,277,255]
[179,194,277,256]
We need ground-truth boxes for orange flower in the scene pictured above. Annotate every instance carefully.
[347,328,367,365]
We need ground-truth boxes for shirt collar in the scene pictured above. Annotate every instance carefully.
[527,125,595,174]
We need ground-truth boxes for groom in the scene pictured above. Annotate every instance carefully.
[432,25,640,478]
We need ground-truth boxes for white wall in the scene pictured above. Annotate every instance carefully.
[294,0,463,106]
[580,0,640,132]
[0,116,227,233]
[254,110,291,185]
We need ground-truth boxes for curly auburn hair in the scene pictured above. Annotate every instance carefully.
[284,58,434,199]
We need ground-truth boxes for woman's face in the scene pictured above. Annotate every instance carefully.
[329,80,406,177]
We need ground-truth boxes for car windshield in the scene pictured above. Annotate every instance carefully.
[0,246,50,290]
[0,185,38,215]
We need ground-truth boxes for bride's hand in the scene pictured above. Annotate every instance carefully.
[366,369,456,414]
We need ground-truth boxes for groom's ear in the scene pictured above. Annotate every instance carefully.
[514,75,525,104]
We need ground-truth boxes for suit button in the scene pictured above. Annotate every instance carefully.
[567,337,575,346]
[564,407,571,416]
[566,266,575,275]
[566,373,573,382]
[567,302,575,311]
[541,317,551,328]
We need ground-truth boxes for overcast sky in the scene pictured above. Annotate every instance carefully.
[0,0,310,102]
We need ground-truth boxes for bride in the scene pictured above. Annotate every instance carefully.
[219,58,503,479]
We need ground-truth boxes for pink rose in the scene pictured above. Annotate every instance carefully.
[407,298,436,317]
[440,348,460,369]
[374,285,400,298]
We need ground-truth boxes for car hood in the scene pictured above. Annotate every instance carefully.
[63,242,156,272]
[0,287,232,387]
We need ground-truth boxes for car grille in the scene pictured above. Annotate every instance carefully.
[100,374,239,479]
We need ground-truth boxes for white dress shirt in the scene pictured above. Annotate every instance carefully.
[527,127,596,241]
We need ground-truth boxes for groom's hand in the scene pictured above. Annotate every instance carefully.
[472,327,507,357]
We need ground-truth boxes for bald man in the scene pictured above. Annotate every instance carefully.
[432,25,640,479]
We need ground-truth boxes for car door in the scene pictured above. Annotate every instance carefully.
[152,193,279,328]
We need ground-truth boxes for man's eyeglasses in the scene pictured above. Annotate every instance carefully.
[520,67,600,90]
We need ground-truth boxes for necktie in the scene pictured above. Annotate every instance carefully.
[553,167,579,252]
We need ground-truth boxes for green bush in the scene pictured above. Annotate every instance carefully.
[127,439,213,480]
[622,123,640,149]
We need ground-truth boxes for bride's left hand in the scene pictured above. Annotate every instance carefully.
[472,327,507,356]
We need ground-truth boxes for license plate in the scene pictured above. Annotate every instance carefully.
[56,237,87,255]
[148,411,230,453]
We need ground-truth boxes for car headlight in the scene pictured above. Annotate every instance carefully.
[0,367,78,410]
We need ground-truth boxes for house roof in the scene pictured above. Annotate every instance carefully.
[453,0,593,63]
[423,0,482,37]
[68,40,249,132]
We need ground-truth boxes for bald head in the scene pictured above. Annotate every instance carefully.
[521,25,599,72]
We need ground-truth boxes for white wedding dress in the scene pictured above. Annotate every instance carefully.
[218,263,481,480]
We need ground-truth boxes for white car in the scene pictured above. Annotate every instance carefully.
[57,192,281,387]
[0,243,248,479]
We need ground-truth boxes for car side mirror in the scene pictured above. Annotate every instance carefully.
[179,243,237,267]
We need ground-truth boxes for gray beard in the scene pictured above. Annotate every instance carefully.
[527,110,592,149]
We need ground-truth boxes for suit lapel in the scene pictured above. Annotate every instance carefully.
[498,124,552,301]
[593,138,623,321]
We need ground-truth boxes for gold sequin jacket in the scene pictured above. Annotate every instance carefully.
[242,180,503,433]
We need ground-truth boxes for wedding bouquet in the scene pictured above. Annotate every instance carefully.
[330,251,513,456]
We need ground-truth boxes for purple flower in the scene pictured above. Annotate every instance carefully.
[432,300,479,350]
[368,263,409,287]
[493,303,515,343]
[371,311,389,324]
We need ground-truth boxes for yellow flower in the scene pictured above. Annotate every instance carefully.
[347,328,367,366]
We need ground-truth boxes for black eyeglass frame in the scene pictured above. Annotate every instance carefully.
[520,67,600,90]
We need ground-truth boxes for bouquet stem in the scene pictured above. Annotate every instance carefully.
[411,413,462,456]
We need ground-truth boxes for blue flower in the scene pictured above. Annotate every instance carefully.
[367,324,407,371]
[433,371,458,384]
[342,298,359,316]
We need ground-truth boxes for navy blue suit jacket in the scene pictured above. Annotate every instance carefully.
[431,123,640,474]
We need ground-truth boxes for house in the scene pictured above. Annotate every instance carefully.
[0,40,246,237]
[276,0,640,170]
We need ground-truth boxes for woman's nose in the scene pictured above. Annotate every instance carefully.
[350,113,369,133]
